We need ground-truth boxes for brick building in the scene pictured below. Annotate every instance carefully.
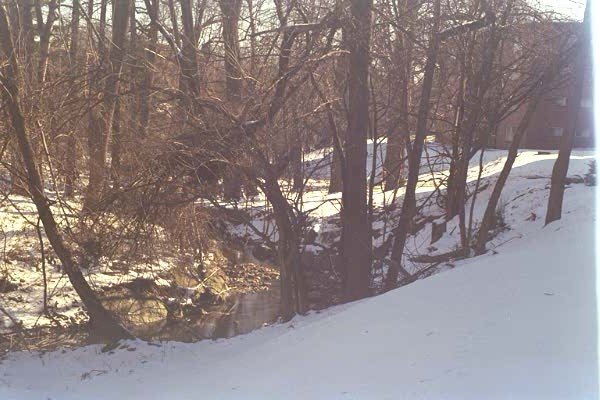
[494,23,594,150]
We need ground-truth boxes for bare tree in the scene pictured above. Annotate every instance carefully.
[545,0,590,225]
[83,0,131,212]
[0,2,132,341]
[381,0,417,192]
[384,0,441,291]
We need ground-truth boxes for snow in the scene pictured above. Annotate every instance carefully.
[2,144,595,332]
[1,174,597,399]
[407,149,595,259]
[0,198,177,332]
[254,145,596,281]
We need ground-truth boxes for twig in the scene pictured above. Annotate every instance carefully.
[35,217,49,315]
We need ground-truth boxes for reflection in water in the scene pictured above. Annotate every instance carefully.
[190,285,281,340]
[1,285,282,353]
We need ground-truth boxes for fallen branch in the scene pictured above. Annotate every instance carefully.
[409,248,466,264]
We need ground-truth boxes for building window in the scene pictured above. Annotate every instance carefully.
[581,97,592,108]
[550,127,564,137]
[576,128,591,137]
[553,96,567,106]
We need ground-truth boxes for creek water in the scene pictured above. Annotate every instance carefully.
[161,284,281,342]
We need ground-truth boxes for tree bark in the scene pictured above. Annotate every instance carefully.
[341,0,373,302]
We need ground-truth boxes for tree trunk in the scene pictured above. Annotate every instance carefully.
[138,0,158,136]
[341,0,373,302]
[179,0,201,99]
[110,96,122,186]
[382,0,416,192]
[0,3,132,341]
[19,0,35,79]
[35,0,58,83]
[444,62,466,219]
[167,0,182,48]
[329,140,344,193]
[64,0,81,197]
[545,0,590,225]
[291,138,303,191]
[447,3,509,246]
[83,0,131,212]
[385,0,441,291]
[220,0,244,200]
[263,176,306,321]
[328,27,347,194]
[474,94,541,254]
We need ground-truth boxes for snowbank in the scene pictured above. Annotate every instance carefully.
[1,196,596,399]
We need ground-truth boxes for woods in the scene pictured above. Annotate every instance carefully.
[0,0,590,345]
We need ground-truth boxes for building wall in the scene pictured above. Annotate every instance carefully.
[494,25,594,150]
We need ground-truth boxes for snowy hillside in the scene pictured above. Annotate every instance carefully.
[1,182,596,399]
[233,147,596,280]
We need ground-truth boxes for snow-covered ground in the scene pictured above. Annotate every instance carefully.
[233,145,595,277]
[0,198,176,332]
[0,144,597,399]
[0,146,595,332]
[1,175,596,399]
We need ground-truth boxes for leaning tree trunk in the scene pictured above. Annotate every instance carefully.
[4,0,34,196]
[546,0,590,225]
[474,94,542,255]
[384,0,441,291]
[446,2,512,249]
[341,0,373,302]
[0,3,132,341]
[263,176,307,321]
